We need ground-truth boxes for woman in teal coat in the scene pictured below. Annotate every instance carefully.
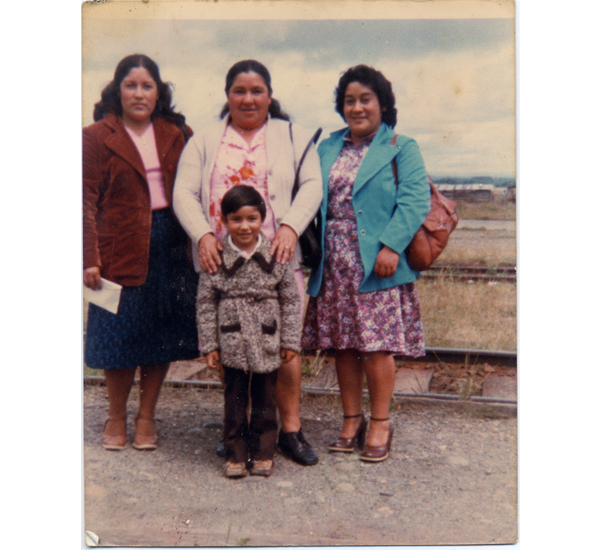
[302,65,431,462]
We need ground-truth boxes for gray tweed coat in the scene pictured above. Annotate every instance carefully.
[196,234,301,373]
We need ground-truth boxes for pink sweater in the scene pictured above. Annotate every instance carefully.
[125,123,169,210]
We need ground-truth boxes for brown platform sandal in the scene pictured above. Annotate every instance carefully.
[249,459,274,477]
[329,413,368,452]
[102,418,127,451]
[132,416,158,451]
[224,461,248,478]
[360,417,394,463]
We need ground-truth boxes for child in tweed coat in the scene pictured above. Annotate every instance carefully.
[196,185,301,478]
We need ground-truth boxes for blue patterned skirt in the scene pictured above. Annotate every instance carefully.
[85,209,200,369]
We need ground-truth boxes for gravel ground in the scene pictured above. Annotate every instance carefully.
[84,384,517,547]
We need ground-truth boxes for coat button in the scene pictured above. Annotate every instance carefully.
[167,164,174,172]
[360,230,366,235]
[358,210,363,215]
[276,217,282,223]
[270,195,276,201]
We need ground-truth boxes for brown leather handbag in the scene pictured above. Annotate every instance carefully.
[391,135,459,271]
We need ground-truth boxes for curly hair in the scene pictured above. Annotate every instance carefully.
[93,54,189,139]
[334,65,397,128]
[219,59,290,121]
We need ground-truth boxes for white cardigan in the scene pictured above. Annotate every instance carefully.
[173,116,323,272]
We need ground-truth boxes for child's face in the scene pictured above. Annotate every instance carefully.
[224,205,263,252]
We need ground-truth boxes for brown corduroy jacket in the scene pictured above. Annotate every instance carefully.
[82,113,192,286]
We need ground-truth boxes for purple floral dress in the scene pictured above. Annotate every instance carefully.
[302,137,425,356]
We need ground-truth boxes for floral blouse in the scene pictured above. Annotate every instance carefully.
[208,123,274,241]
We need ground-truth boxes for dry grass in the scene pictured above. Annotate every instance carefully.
[432,201,517,267]
[416,278,516,351]
[436,238,516,266]
[456,201,516,221]
[434,214,517,266]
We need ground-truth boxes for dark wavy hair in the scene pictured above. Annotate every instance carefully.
[221,185,267,221]
[334,64,397,128]
[93,54,189,139]
[219,59,290,121]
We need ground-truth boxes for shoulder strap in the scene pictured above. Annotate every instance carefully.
[291,124,323,199]
[391,134,402,186]
[390,134,435,193]
[289,122,296,173]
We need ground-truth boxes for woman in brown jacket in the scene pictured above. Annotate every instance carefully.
[83,54,199,451]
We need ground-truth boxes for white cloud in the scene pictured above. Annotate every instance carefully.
[81,17,515,177]
[376,45,515,175]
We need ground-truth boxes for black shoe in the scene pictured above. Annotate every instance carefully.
[216,442,230,458]
[278,428,319,466]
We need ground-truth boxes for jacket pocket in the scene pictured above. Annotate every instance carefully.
[220,323,241,334]
[261,321,277,336]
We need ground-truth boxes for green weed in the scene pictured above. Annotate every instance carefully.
[300,350,326,377]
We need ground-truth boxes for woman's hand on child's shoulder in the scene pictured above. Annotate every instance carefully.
[281,349,298,364]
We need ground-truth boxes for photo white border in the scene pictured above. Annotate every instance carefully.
[7,0,598,548]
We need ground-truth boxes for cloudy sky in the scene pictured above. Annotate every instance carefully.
[82,2,515,178]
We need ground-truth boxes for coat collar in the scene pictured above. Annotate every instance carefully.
[318,127,347,203]
[102,113,182,181]
[352,123,400,196]
[220,233,276,276]
[319,124,401,197]
[153,116,183,163]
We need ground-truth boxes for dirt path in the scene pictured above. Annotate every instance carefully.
[84,385,517,547]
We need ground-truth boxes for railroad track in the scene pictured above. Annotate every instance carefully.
[408,346,516,368]
[83,347,517,405]
[421,264,516,283]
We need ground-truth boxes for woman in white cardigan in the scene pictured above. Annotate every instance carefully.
[173,59,322,465]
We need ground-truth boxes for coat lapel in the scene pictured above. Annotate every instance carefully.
[251,238,277,273]
[220,234,276,276]
[220,240,244,276]
[103,114,147,181]
[352,124,399,196]
[153,116,180,163]
[318,129,346,210]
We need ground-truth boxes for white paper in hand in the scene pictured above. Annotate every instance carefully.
[84,278,122,314]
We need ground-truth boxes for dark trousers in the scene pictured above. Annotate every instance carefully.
[223,366,279,463]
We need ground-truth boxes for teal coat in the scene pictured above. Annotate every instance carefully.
[306,123,430,296]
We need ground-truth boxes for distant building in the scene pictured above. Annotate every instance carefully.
[506,185,516,203]
[436,183,495,202]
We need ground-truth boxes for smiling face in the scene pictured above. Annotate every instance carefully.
[343,81,383,141]
[226,71,272,131]
[224,205,263,252]
[119,67,158,127]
